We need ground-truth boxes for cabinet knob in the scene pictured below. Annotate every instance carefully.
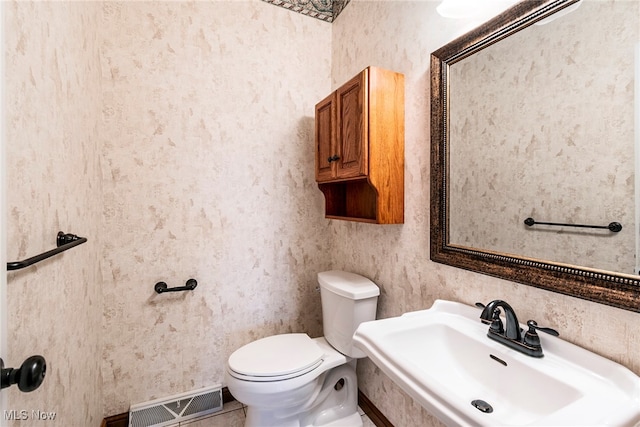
[327,155,340,163]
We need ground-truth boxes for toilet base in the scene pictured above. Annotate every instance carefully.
[243,363,361,427]
[314,412,362,427]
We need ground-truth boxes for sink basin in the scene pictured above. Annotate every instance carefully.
[353,300,640,426]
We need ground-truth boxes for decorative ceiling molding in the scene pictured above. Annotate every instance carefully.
[261,0,351,23]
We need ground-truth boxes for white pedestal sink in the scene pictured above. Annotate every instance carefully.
[353,300,640,426]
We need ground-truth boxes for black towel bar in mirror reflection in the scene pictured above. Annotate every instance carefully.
[155,278,198,294]
[7,232,87,271]
[524,217,622,233]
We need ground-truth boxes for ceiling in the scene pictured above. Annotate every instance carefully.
[262,0,351,22]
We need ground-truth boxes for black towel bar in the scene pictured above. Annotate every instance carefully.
[155,279,198,294]
[524,217,622,233]
[7,232,87,271]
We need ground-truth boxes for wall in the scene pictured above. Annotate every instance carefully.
[4,1,104,425]
[331,1,640,426]
[99,0,332,415]
[0,0,7,418]
[4,0,332,421]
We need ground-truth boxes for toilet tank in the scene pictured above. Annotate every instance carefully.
[318,270,380,358]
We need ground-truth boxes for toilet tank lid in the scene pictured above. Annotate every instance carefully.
[317,270,380,299]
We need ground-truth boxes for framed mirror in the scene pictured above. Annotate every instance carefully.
[430,0,640,312]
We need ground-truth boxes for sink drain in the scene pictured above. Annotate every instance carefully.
[471,399,493,413]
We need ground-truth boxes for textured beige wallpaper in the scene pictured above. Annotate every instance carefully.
[99,0,332,416]
[4,1,104,425]
[331,1,640,426]
[5,0,331,421]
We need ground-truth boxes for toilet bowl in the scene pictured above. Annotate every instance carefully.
[225,271,380,427]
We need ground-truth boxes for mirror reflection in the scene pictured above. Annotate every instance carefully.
[448,0,639,275]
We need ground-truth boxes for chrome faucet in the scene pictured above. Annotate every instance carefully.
[477,300,559,358]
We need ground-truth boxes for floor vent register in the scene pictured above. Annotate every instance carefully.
[128,385,223,427]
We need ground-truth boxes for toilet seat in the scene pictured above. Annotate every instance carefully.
[228,334,325,382]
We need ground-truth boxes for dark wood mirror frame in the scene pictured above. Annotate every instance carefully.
[430,0,640,313]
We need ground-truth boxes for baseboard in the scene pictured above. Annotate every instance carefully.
[101,412,128,427]
[358,390,394,427]
[103,387,393,427]
[222,386,235,404]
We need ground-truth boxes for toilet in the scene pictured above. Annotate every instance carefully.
[225,270,380,427]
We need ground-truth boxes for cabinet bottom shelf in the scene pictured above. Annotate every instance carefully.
[324,215,378,224]
[318,179,378,223]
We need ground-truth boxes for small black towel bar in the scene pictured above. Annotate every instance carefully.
[7,232,87,271]
[7,231,87,271]
[524,217,622,233]
[155,279,198,294]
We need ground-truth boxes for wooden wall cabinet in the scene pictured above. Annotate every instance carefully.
[315,66,404,224]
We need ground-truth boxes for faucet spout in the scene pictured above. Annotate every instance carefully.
[479,299,521,341]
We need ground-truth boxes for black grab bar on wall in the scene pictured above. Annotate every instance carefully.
[155,279,198,294]
[7,232,87,271]
[524,217,622,233]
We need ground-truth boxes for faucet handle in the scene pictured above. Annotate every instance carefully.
[526,320,559,337]
[489,308,504,334]
[524,320,559,348]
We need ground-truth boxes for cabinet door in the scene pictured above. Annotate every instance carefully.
[336,71,368,179]
[315,93,336,182]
